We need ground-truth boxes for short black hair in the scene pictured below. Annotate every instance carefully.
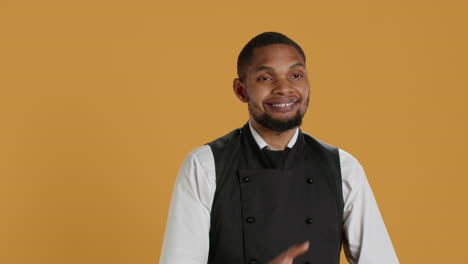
[237,32,306,81]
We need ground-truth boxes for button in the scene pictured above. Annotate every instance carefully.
[248,258,258,264]
[306,178,313,184]
[305,218,313,224]
[304,262,310,264]
[242,177,250,183]
[246,216,256,223]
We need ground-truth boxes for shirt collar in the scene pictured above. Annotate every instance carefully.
[248,121,299,151]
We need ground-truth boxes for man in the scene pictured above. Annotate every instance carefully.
[159,32,399,264]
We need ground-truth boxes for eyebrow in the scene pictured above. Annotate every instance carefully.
[290,62,306,69]
[255,62,306,72]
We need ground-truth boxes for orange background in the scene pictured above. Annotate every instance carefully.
[1,0,467,263]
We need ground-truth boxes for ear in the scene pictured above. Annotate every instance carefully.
[233,78,248,103]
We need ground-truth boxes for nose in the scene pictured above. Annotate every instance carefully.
[272,78,293,95]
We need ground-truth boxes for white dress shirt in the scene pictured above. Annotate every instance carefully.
[160,124,399,264]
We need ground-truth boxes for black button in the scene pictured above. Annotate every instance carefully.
[242,177,250,183]
[248,258,257,264]
[304,262,310,264]
[305,218,313,224]
[306,178,313,184]
[246,216,256,223]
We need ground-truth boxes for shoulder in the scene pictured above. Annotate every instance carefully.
[301,131,361,169]
[182,127,243,177]
[184,145,215,175]
[301,131,365,185]
[301,131,340,158]
[207,128,242,150]
[337,148,369,202]
[177,145,216,209]
[337,148,365,180]
[338,148,361,169]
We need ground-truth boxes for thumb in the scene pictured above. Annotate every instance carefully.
[286,241,309,259]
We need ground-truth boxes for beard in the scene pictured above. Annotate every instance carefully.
[248,97,309,133]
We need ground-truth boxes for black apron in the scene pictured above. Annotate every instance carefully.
[207,122,343,264]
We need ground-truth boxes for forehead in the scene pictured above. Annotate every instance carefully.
[250,44,305,67]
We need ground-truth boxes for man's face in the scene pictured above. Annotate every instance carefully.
[234,44,310,132]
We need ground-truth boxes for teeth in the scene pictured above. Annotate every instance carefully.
[272,102,294,107]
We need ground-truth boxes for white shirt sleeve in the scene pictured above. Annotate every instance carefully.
[159,146,215,264]
[339,149,400,264]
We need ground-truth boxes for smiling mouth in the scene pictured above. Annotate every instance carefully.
[271,102,295,108]
[265,99,299,113]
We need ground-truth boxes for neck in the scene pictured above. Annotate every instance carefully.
[250,119,297,151]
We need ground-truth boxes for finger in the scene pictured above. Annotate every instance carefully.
[286,241,309,258]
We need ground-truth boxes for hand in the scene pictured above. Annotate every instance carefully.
[267,241,310,264]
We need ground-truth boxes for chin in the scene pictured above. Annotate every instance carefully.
[254,112,304,133]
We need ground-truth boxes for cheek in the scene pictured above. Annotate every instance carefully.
[246,94,266,111]
[246,88,268,103]
[247,99,263,110]
[301,86,310,98]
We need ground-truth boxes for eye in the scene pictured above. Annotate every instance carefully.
[257,75,272,81]
[292,73,303,79]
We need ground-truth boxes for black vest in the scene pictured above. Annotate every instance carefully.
[207,122,344,264]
